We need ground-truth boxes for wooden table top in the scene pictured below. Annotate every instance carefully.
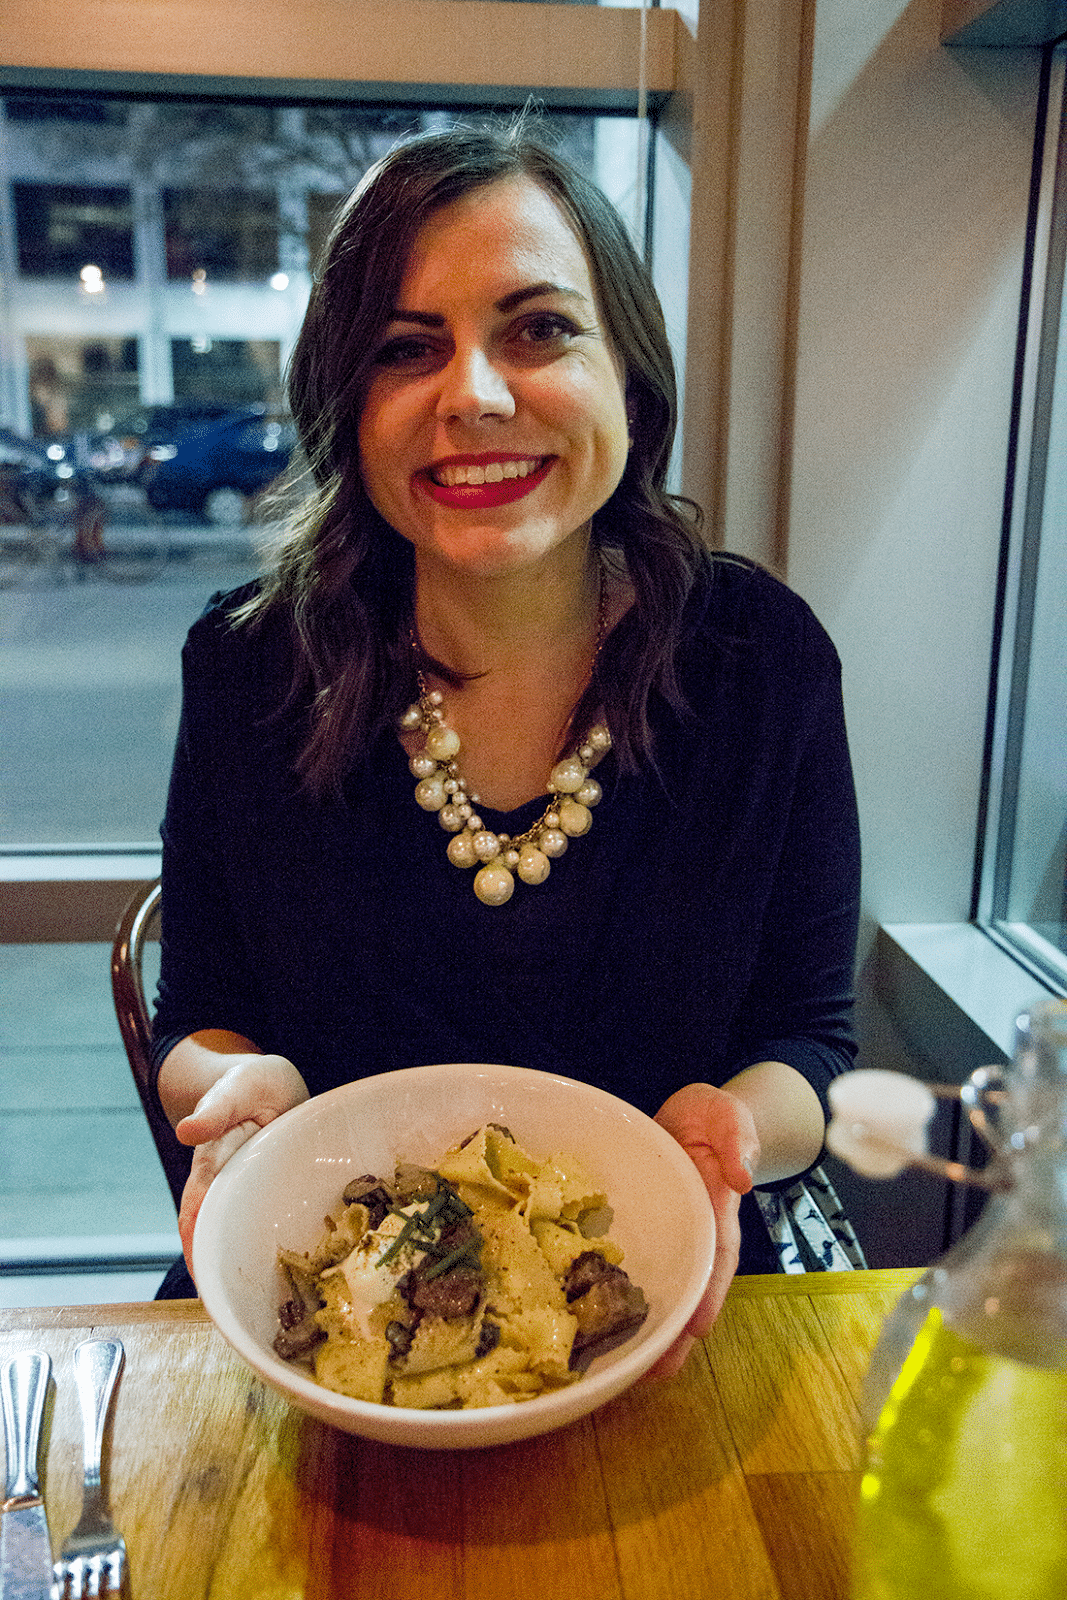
[1,1268,921,1600]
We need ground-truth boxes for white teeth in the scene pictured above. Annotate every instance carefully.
[435,458,541,487]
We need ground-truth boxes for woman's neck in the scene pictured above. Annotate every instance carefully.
[412,542,602,679]
[406,541,609,813]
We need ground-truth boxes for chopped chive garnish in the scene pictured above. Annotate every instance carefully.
[372,1179,482,1274]
[375,1211,423,1269]
[422,1241,482,1280]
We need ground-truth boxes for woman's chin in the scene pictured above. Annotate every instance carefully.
[413,521,593,584]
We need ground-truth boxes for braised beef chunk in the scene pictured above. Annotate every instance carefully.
[563,1251,649,1368]
[393,1164,440,1203]
[404,1266,483,1320]
[564,1250,618,1301]
[436,1218,480,1258]
[341,1177,394,1228]
[278,1297,305,1330]
[273,1291,325,1359]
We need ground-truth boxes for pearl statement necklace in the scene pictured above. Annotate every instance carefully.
[399,620,612,905]
[399,688,611,905]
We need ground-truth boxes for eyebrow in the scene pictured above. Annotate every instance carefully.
[385,281,590,328]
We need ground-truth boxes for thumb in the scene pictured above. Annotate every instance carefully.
[176,1055,307,1147]
[176,1074,245,1145]
[655,1083,759,1195]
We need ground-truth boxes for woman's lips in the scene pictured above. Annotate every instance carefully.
[418,455,553,509]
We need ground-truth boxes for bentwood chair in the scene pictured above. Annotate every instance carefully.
[111,879,191,1212]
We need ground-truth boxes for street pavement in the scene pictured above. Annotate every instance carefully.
[1,487,263,846]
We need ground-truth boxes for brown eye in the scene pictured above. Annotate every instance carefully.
[521,313,578,343]
[372,335,435,367]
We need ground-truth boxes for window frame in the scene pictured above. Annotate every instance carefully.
[973,36,1067,997]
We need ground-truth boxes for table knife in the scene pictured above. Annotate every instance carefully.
[1,1350,53,1600]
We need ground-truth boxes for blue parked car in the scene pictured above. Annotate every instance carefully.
[142,404,294,525]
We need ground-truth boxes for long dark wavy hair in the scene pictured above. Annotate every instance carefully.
[236,121,710,796]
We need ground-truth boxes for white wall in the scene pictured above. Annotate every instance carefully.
[788,0,1039,944]
[783,0,1044,1259]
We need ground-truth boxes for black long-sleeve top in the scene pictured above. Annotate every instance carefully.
[151,554,861,1272]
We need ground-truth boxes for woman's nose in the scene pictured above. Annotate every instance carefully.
[437,345,515,423]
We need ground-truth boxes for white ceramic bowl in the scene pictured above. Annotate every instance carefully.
[193,1062,716,1449]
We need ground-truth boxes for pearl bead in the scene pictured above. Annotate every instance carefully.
[428,690,443,706]
[466,814,482,833]
[559,800,592,837]
[399,704,423,731]
[472,830,500,862]
[503,848,520,869]
[447,831,478,868]
[549,756,586,794]
[540,828,568,858]
[474,863,515,905]
[414,774,447,810]
[517,846,550,884]
[576,778,602,807]
[544,810,559,828]
[425,724,461,761]
[409,752,437,780]
[438,804,465,833]
[589,724,612,751]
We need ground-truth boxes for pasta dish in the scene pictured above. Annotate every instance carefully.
[272,1123,649,1409]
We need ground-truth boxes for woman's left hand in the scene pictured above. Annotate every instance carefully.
[647,1082,761,1379]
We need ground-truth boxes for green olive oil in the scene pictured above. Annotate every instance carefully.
[853,1306,1067,1599]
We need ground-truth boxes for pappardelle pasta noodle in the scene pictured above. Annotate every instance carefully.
[273,1123,649,1410]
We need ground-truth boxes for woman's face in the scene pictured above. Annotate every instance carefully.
[357,175,629,581]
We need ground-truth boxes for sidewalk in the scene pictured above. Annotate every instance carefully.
[2,485,252,1302]
[0,940,179,1306]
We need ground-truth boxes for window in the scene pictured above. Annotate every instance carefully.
[12,182,135,278]
[976,40,1067,994]
[162,187,280,282]
[0,1,677,1279]
[26,336,140,434]
[0,93,646,850]
[170,337,282,407]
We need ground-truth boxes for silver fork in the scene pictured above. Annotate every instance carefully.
[52,1340,127,1599]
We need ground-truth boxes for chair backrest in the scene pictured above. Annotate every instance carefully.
[111,879,191,1211]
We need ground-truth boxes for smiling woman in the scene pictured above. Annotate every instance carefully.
[356,176,630,585]
[152,123,863,1345]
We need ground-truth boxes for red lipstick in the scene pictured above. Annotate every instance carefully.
[419,455,553,510]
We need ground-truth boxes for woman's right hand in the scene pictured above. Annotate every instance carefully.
[174,1053,309,1274]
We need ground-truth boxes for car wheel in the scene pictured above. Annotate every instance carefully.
[204,486,248,527]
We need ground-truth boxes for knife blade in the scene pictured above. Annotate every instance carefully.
[1,1350,53,1600]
